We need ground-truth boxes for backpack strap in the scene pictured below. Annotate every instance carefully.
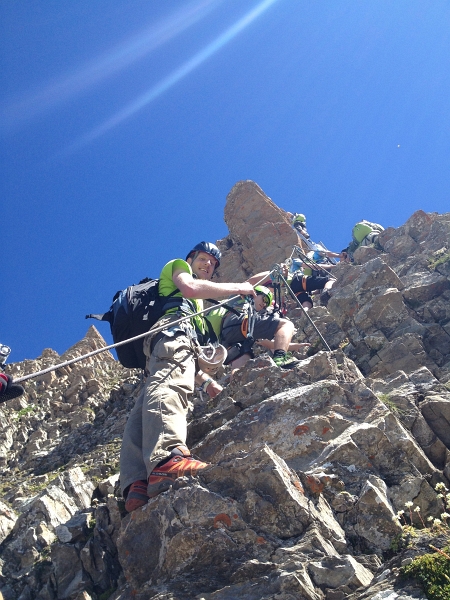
[198,316,218,347]
[85,311,113,323]
[159,287,184,312]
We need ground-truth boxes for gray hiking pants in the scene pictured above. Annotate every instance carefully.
[119,326,196,495]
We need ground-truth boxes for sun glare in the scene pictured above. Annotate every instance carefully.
[1,0,222,130]
[69,0,280,150]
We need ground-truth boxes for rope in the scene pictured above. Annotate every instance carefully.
[13,271,275,384]
[271,265,331,352]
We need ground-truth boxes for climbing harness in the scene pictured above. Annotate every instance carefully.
[13,300,235,384]
[14,271,276,385]
[271,279,288,316]
[271,264,331,352]
[223,295,257,366]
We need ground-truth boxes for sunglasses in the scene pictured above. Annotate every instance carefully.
[257,293,271,307]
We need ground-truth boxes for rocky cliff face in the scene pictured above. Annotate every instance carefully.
[0,181,449,600]
[214,181,298,283]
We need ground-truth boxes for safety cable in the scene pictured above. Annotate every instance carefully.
[13,271,276,384]
[295,232,337,262]
[294,231,315,253]
[293,245,337,279]
[292,245,338,281]
[271,264,331,352]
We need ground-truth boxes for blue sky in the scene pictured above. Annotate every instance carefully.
[2,0,450,364]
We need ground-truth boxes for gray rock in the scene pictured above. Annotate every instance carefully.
[308,555,373,590]
[1,198,450,600]
[420,395,450,447]
[55,513,92,543]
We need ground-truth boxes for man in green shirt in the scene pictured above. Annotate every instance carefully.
[120,242,256,511]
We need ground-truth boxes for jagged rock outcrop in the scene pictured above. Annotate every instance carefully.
[0,182,449,599]
[215,180,299,282]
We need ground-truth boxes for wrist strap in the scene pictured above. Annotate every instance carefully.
[199,378,213,392]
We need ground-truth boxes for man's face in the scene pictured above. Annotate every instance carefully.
[189,251,217,280]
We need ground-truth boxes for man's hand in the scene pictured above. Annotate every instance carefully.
[238,282,257,297]
[280,263,289,278]
[206,380,223,398]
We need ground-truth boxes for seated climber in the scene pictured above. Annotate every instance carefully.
[341,220,384,262]
[206,283,298,370]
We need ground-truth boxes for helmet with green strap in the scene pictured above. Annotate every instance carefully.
[293,213,306,223]
[254,285,273,307]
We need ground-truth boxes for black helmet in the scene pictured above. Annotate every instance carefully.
[186,241,221,267]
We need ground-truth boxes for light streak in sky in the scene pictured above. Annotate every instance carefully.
[72,0,280,149]
[1,0,221,130]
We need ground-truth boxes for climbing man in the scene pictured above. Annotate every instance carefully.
[288,271,334,311]
[290,213,310,238]
[206,282,299,371]
[341,220,384,262]
[120,242,256,511]
[287,252,339,310]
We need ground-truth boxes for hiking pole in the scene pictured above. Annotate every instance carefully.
[272,264,331,352]
[14,269,279,385]
[292,246,337,281]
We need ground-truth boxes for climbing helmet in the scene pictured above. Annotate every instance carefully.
[254,285,273,307]
[186,242,221,268]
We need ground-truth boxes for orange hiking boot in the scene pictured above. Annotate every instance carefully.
[147,446,210,498]
[124,479,149,512]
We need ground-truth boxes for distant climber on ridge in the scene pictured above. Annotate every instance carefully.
[290,213,310,238]
[285,248,341,310]
[341,220,385,262]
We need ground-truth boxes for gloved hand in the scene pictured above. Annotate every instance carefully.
[0,373,25,403]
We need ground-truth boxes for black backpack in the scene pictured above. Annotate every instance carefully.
[86,278,181,370]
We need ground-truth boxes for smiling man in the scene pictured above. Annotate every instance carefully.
[120,241,255,511]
